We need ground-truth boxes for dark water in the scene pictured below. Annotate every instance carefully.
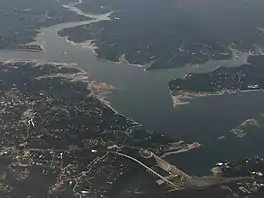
[0,5,263,179]
[112,87,264,175]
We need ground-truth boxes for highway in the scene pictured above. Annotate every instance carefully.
[25,147,250,191]
[109,150,251,191]
[153,154,191,179]
[109,151,180,188]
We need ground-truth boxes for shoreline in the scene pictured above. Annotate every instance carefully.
[1,59,141,129]
[59,32,250,73]
[56,0,253,74]
[160,142,202,158]
[0,3,142,132]
[169,88,264,107]
[60,32,251,73]
[9,48,43,53]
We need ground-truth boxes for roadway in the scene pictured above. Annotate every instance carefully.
[109,150,251,191]
[108,150,181,188]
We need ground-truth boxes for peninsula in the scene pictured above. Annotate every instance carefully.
[58,0,264,70]
[168,55,264,106]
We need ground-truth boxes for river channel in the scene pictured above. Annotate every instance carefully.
[1,4,264,175]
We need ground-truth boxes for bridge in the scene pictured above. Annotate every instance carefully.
[109,149,251,192]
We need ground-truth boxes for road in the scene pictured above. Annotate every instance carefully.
[110,150,251,191]
[109,151,180,188]
[25,147,250,191]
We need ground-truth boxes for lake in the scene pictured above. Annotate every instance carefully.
[0,5,264,176]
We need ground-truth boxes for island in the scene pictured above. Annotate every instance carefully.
[58,0,264,70]
[15,44,43,52]
[168,55,264,106]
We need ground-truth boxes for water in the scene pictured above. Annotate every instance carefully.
[0,5,264,176]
